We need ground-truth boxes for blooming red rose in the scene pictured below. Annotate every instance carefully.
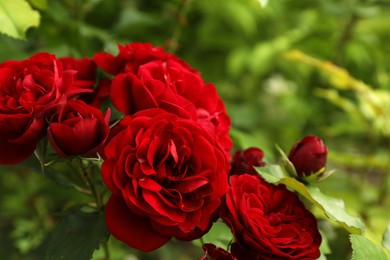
[47,100,110,157]
[0,53,87,165]
[94,42,232,158]
[102,108,229,252]
[288,135,327,177]
[221,174,321,260]
[230,147,266,176]
[199,243,236,260]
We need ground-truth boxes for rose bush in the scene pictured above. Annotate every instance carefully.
[221,174,322,260]
[47,100,110,157]
[0,53,90,165]
[94,43,232,158]
[288,135,328,177]
[102,108,229,252]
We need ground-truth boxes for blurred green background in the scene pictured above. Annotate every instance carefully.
[1,0,390,259]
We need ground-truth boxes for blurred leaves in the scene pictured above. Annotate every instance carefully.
[0,0,40,39]
[287,50,390,137]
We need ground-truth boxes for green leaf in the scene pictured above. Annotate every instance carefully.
[383,222,390,253]
[350,235,387,260]
[44,206,109,260]
[257,167,365,234]
[28,0,47,10]
[0,0,40,39]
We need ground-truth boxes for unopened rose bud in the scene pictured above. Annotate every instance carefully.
[288,136,327,178]
[230,147,266,176]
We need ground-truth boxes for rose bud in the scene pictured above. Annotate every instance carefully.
[199,243,236,260]
[288,135,327,178]
[230,147,265,176]
[48,100,110,157]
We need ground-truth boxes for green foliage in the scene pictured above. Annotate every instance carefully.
[43,206,109,260]
[350,235,387,260]
[0,0,40,39]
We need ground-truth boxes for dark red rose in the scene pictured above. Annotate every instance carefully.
[199,243,236,260]
[59,57,97,89]
[94,42,232,159]
[47,100,110,157]
[221,174,321,260]
[59,57,112,108]
[102,108,229,252]
[230,147,265,175]
[80,78,112,109]
[0,53,87,165]
[288,135,327,177]
[94,42,186,75]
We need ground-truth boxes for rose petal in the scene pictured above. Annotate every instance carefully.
[105,195,171,252]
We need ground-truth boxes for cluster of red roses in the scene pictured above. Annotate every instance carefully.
[0,43,327,259]
[0,53,111,164]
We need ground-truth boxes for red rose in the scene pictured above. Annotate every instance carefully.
[59,57,111,108]
[94,42,232,158]
[94,42,184,75]
[59,57,97,89]
[221,174,321,260]
[47,100,110,157]
[0,53,86,164]
[288,135,328,177]
[199,243,236,260]
[230,147,266,176]
[102,108,229,252]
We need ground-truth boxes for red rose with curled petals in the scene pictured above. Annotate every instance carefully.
[288,135,328,177]
[94,42,232,158]
[102,108,229,252]
[0,53,88,165]
[47,100,110,157]
[221,174,321,260]
[230,147,266,176]
[199,243,236,260]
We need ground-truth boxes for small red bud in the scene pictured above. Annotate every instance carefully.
[288,136,327,177]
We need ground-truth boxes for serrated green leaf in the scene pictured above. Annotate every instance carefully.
[0,0,40,39]
[44,206,109,260]
[350,235,387,260]
[257,168,365,234]
[383,222,390,253]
